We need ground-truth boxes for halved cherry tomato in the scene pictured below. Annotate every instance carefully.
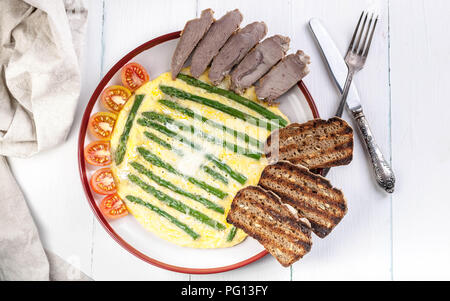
[100,194,128,219]
[84,141,111,166]
[121,62,149,91]
[100,85,131,113]
[88,112,116,140]
[90,167,117,195]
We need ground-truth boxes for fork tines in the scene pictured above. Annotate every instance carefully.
[348,11,379,58]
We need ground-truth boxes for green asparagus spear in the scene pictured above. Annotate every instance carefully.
[126,195,200,240]
[115,94,145,164]
[142,129,229,185]
[138,118,247,184]
[142,111,194,132]
[177,73,288,127]
[138,118,202,150]
[128,174,226,231]
[201,165,228,185]
[143,131,184,156]
[158,99,264,149]
[142,112,261,160]
[142,132,227,186]
[138,119,247,185]
[205,154,247,185]
[130,161,224,214]
[159,85,278,130]
[136,147,228,199]
[227,226,237,242]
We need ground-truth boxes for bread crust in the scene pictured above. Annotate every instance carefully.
[227,186,312,267]
[265,117,354,169]
[259,161,347,238]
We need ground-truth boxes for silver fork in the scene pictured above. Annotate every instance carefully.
[335,11,378,117]
[322,12,395,193]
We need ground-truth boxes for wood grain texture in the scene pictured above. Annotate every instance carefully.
[6,0,450,280]
[390,0,450,280]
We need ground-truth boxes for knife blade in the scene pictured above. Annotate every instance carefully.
[308,18,361,111]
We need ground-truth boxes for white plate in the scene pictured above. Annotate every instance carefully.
[78,31,320,274]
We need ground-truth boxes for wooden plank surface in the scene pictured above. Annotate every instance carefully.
[390,0,450,280]
[6,0,450,280]
[290,0,392,280]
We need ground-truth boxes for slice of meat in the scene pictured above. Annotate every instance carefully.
[208,22,267,85]
[255,50,311,103]
[190,9,243,78]
[171,9,214,79]
[230,35,290,93]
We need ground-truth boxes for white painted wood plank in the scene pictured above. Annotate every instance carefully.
[101,0,197,74]
[390,0,450,280]
[289,0,392,280]
[6,0,105,278]
[199,0,293,38]
[90,0,197,281]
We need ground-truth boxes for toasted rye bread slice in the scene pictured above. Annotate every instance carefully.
[265,117,354,170]
[259,161,347,238]
[226,186,312,267]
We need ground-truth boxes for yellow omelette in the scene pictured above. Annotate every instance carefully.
[110,68,288,248]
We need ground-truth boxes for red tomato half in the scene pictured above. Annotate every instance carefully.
[88,112,116,140]
[84,141,111,166]
[121,62,149,91]
[100,194,128,219]
[90,168,117,195]
[100,85,131,113]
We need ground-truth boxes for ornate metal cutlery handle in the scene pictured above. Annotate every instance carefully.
[352,106,395,193]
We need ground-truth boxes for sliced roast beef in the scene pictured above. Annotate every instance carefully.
[171,9,214,79]
[230,35,290,92]
[190,9,243,78]
[208,22,267,85]
[255,50,311,103]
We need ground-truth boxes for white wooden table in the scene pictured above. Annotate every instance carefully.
[8,0,450,280]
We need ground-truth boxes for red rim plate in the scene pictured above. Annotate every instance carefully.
[77,31,320,274]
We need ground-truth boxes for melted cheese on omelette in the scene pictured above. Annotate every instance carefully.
[110,68,288,248]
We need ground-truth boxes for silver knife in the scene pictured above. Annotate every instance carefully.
[309,18,395,193]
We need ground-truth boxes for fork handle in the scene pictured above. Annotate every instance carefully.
[351,106,395,193]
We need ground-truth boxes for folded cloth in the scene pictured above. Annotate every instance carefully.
[0,157,91,280]
[0,0,89,280]
[0,156,49,280]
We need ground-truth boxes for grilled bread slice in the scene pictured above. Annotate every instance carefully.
[259,161,347,238]
[265,117,354,170]
[226,186,312,267]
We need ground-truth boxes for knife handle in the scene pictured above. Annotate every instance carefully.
[352,107,395,193]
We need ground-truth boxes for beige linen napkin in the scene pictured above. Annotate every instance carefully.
[0,0,89,280]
